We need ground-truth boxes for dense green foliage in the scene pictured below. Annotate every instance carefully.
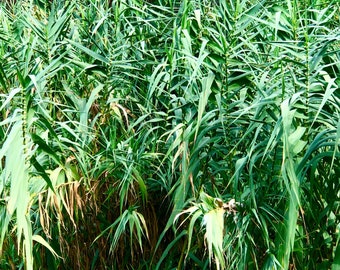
[0,0,339,269]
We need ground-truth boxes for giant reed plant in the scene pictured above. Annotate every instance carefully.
[0,0,339,269]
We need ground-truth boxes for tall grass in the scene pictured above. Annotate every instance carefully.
[0,0,339,269]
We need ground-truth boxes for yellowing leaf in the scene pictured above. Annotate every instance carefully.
[203,207,225,270]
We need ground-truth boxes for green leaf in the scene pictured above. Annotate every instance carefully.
[31,134,62,166]
[195,72,214,141]
[67,39,109,64]
[30,156,56,193]
[32,235,61,259]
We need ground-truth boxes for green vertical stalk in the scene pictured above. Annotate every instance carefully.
[277,98,304,269]
[303,7,311,143]
[20,85,34,270]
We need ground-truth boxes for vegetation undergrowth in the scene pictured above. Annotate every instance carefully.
[0,0,339,269]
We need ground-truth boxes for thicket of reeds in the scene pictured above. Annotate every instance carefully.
[0,0,339,269]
